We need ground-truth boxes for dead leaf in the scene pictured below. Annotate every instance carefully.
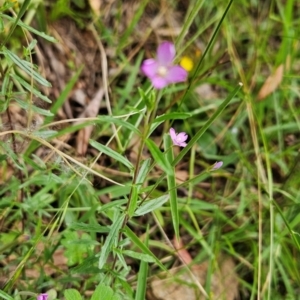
[257,64,284,100]
[149,255,238,300]
[173,237,192,265]
[89,0,101,16]
[195,84,218,100]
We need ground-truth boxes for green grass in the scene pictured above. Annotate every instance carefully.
[0,0,300,299]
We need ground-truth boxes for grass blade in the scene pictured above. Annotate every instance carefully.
[164,134,179,239]
[173,82,243,166]
[135,228,149,300]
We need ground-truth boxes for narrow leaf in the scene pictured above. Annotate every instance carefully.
[128,185,138,218]
[14,98,53,116]
[164,134,179,239]
[97,115,141,135]
[0,141,24,170]
[124,226,166,271]
[1,0,31,47]
[33,130,57,139]
[135,195,169,216]
[135,158,151,192]
[98,214,125,269]
[173,83,243,166]
[123,250,155,263]
[90,139,133,170]
[135,228,149,300]
[3,48,51,87]
[0,13,57,43]
[145,139,172,175]
[11,73,52,103]
[70,222,110,233]
[0,290,14,300]
[149,112,191,136]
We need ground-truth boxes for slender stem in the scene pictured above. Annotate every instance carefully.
[111,109,152,277]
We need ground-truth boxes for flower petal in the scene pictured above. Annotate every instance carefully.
[141,59,159,78]
[151,76,168,89]
[157,42,176,65]
[212,161,223,170]
[179,142,187,147]
[165,66,188,84]
[37,294,48,300]
[176,132,188,142]
[169,128,176,141]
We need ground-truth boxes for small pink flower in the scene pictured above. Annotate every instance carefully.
[141,42,188,89]
[37,294,48,300]
[169,128,188,147]
[212,161,223,170]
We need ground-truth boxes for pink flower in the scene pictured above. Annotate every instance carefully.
[141,42,188,89]
[212,161,223,170]
[37,294,48,300]
[169,128,188,147]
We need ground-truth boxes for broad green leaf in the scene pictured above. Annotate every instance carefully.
[2,47,51,87]
[11,73,52,103]
[64,289,82,300]
[145,139,172,175]
[164,134,179,239]
[91,283,121,300]
[90,140,133,170]
[14,98,53,116]
[61,231,94,266]
[122,250,155,263]
[135,195,169,216]
[124,226,166,271]
[98,214,125,269]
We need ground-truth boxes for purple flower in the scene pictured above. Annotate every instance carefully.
[141,42,188,89]
[212,161,223,170]
[37,294,48,300]
[169,128,188,147]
